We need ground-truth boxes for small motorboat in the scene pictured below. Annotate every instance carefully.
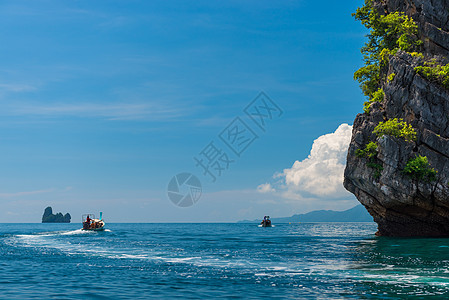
[82,212,105,231]
[260,216,272,227]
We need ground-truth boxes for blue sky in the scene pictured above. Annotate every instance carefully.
[0,0,367,222]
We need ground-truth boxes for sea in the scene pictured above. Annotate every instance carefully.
[1,222,449,299]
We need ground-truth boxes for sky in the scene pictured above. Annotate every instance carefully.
[0,0,368,222]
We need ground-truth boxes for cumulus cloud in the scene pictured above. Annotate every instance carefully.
[257,183,275,193]
[280,123,353,198]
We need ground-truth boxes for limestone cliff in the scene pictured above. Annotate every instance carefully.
[42,206,71,223]
[344,0,449,236]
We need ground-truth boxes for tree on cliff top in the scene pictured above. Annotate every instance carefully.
[353,0,422,98]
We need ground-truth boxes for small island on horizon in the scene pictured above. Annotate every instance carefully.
[42,206,71,223]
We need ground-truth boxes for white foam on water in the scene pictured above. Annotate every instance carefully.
[60,229,92,235]
[7,230,293,276]
[117,254,150,260]
[8,231,179,266]
[165,257,200,263]
[6,233,303,279]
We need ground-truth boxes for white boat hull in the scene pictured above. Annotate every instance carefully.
[82,226,105,231]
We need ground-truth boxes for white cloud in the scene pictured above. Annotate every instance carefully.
[248,123,359,217]
[3,101,190,121]
[257,183,275,193]
[0,83,37,93]
[0,188,55,198]
[281,123,353,198]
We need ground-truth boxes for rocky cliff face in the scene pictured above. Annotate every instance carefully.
[344,0,449,236]
[377,0,449,58]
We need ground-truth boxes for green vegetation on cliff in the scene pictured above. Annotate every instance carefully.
[356,141,378,159]
[403,155,437,182]
[356,141,383,179]
[415,60,449,90]
[355,117,418,180]
[373,118,417,142]
[352,1,424,182]
[353,0,422,100]
[363,88,384,114]
[387,73,396,82]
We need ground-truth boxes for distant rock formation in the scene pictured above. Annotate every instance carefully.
[42,206,71,223]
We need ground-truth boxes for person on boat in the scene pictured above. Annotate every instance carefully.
[82,215,91,230]
[262,216,270,226]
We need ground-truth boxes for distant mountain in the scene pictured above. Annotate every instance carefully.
[238,205,373,223]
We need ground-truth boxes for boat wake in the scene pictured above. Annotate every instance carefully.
[60,229,93,235]
[60,228,111,235]
[5,229,273,272]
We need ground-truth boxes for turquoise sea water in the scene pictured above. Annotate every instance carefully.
[2,223,449,299]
